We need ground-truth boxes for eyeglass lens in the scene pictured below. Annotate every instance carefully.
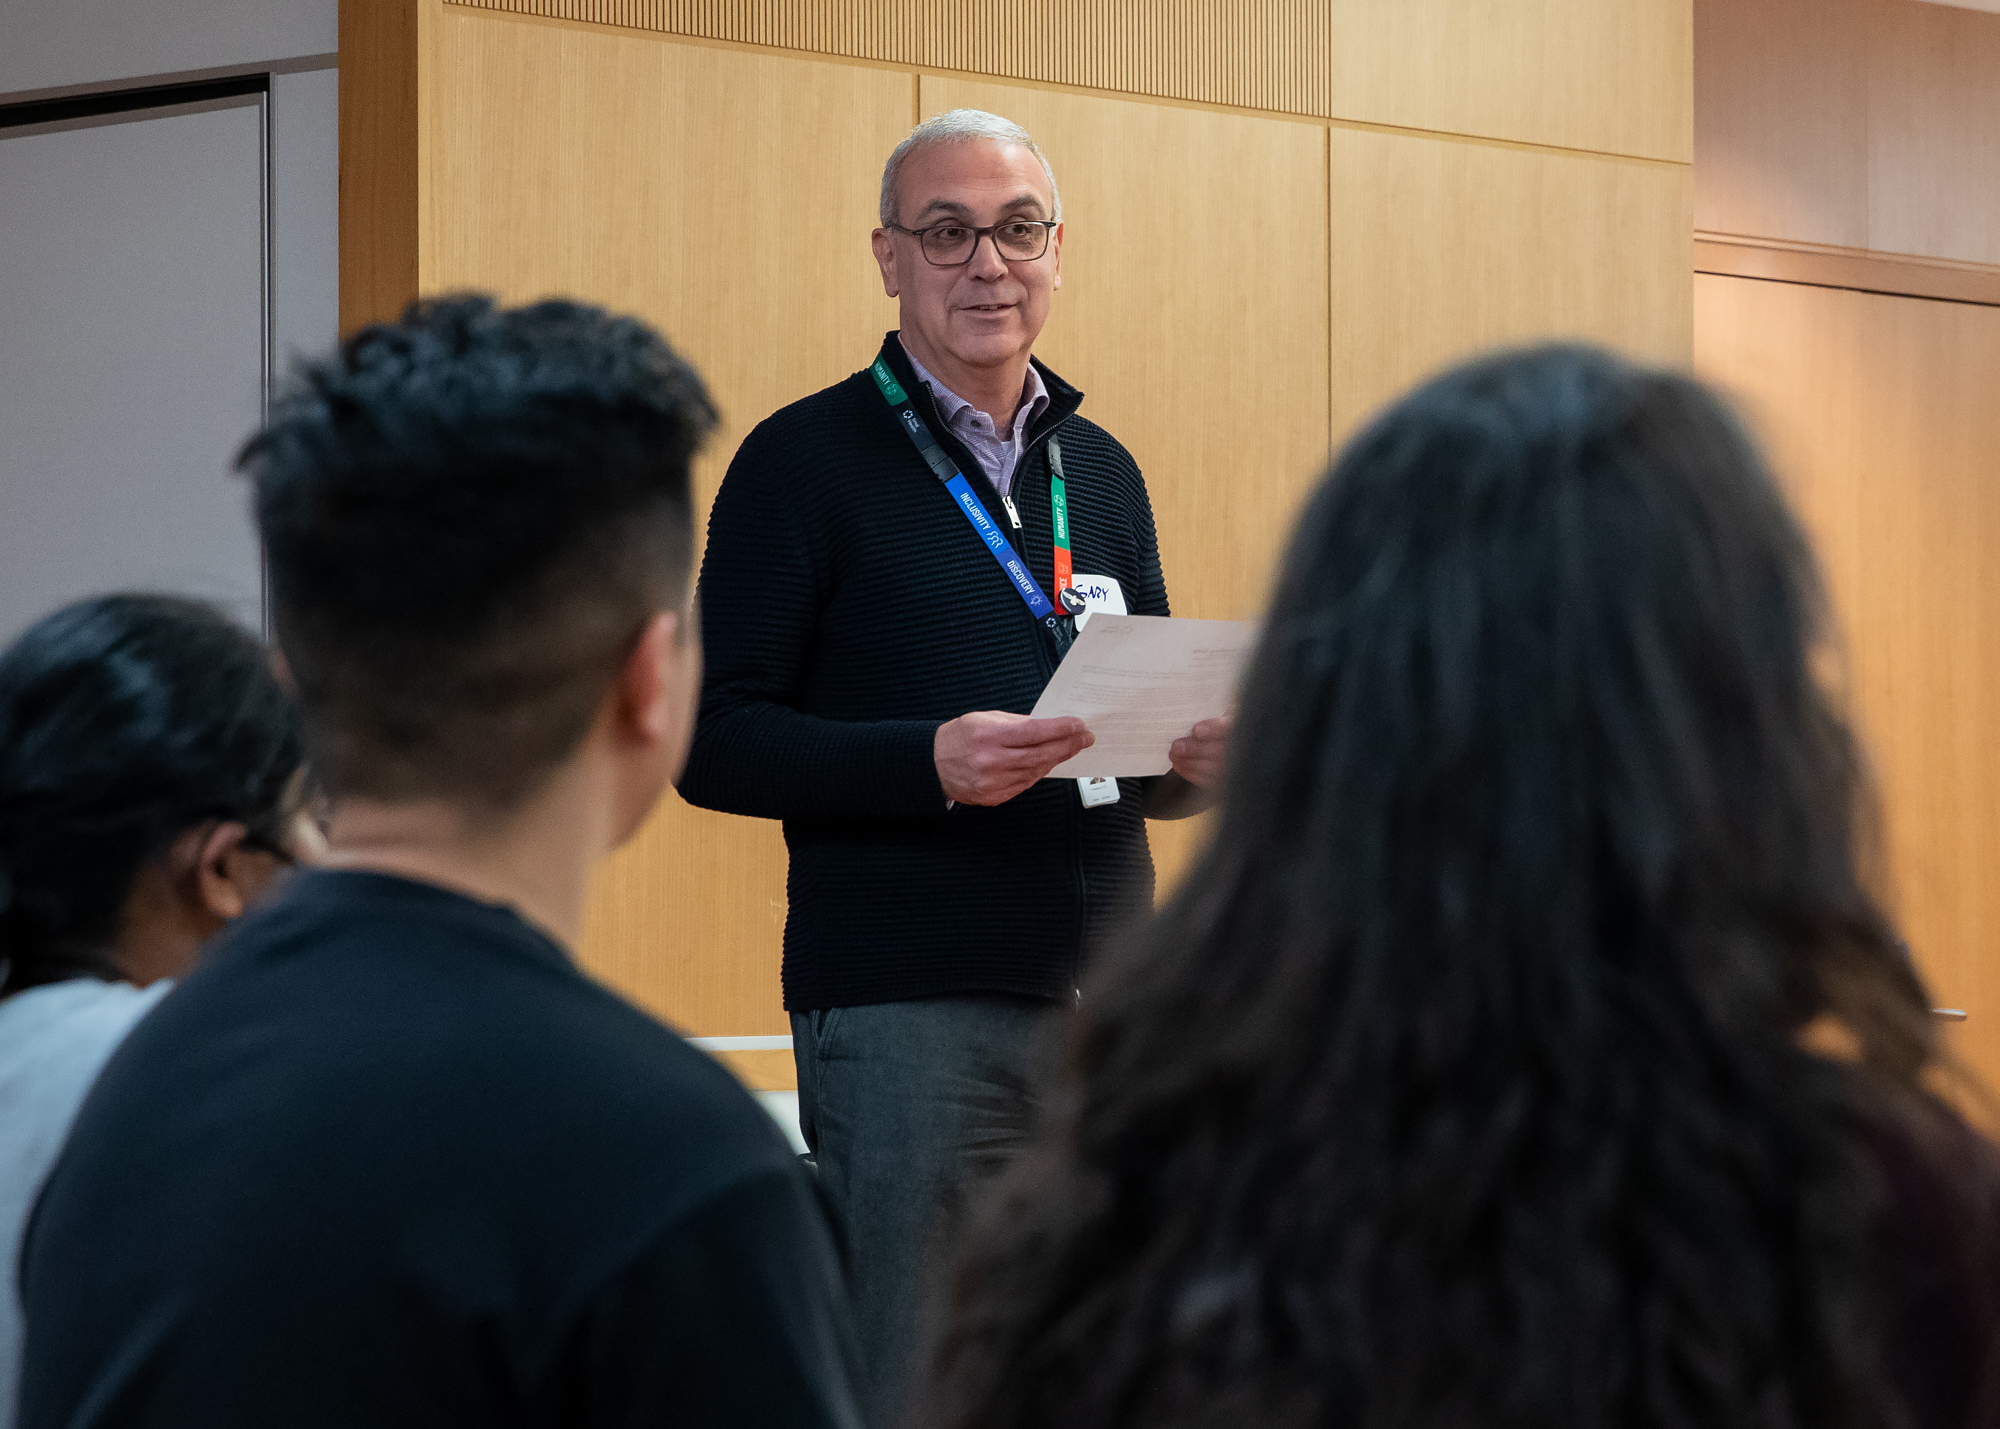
[921,221,1050,265]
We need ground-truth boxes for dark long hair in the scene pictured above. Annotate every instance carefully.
[0,594,303,995]
[921,347,1956,1429]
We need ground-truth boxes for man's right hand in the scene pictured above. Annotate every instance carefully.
[935,712,1094,806]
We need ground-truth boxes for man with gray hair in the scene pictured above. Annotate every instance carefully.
[682,108,1228,1422]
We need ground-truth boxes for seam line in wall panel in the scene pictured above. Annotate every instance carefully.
[441,5,1691,171]
[1694,270,2000,312]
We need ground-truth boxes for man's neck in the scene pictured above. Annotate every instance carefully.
[897,330,1030,429]
[320,780,606,948]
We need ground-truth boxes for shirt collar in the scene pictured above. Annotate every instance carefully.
[901,340,1049,437]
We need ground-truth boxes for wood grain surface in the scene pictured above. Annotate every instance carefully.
[442,0,1691,162]
[1694,273,2000,1094]
[1695,0,2000,266]
[1694,234,2000,309]
[1328,126,1693,445]
[339,0,425,332]
[425,8,914,1065]
[348,1,1695,1088]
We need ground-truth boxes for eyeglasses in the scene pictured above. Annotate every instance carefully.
[889,218,1059,267]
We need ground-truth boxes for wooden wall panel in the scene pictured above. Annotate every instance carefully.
[1692,0,1869,250]
[447,0,1691,162]
[1328,128,1693,446]
[1695,0,2000,266]
[1866,0,2000,266]
[340,0,425,331]
[425,7,914,1054]
[366,1,1694,1088]
[1693,273,2000,1092]
[918,74,1329,892]
[1694,234,2000,309]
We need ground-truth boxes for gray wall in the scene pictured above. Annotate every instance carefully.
[0,0,332,102]
[0,0,337,643]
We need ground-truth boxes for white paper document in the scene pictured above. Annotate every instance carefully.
[1029,614,1256,778]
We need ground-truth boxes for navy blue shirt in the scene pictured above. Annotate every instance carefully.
[20,869,860,1429]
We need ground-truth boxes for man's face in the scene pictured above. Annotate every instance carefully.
[871,138,1063,377]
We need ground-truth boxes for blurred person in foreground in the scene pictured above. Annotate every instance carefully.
[0,594,309,1428]
[19,296,861,1429]
[916,345,2000,1429]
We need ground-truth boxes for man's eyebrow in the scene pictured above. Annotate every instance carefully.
[908,193,1051,222]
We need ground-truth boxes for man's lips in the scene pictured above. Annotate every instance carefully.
[958,301,1016,315]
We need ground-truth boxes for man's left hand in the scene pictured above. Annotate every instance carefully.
[1168,716,1232,790]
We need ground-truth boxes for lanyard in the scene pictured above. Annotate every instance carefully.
[871,356,1074,654]
[1050,439,1073,599]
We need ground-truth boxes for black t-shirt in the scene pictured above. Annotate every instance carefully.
[18,869,861,1429]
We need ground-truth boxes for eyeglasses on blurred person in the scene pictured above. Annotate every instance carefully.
[0,592,309,1427]
[916,345,2000,1429]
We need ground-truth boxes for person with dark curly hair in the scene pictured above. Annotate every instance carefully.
[915,345,2000,1429]
[19,296,862,1429]
[0,593,310,1429]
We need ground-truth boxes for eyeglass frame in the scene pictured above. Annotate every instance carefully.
[885,217,1061,268]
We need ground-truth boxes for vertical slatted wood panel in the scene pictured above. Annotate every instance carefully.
[444,0,1691,162]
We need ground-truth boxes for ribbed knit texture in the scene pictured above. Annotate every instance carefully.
[681,334,1168,1010]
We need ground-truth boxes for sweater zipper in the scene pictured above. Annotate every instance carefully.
[999,492,1023,530]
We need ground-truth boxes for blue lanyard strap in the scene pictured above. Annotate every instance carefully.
[871,357,1070,650]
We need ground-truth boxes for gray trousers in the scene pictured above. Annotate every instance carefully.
[791,993,1055,1428]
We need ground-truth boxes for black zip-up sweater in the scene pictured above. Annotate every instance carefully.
[680,333,1169,1011]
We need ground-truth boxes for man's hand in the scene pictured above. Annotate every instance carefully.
[935,712,1094,806]
[1168,716,1232,790]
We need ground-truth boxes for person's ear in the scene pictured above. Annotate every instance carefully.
[1050,221,1063,291]
[871,227,901,298]
[614,610,692,750]
[189,820,257,923]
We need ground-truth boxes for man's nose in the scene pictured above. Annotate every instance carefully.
[965,230,1010,278]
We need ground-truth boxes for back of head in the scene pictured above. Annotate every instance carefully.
[926,346,1948,1429]
[0,594,302,994]
[239,294,717,810]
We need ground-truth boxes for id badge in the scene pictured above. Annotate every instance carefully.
[1068,574,1128,629]
[1067,574,1131,808]
[1078,775,1121,808]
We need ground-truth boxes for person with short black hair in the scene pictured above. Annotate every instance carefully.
[0,593,309,1429]
[918,346,2000,1429]
[19,295,862,1429]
